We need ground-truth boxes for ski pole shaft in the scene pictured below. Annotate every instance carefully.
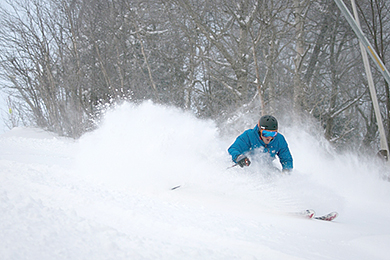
[227,163,238,169]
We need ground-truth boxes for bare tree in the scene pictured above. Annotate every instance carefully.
[356,0,390,147]
[293,0,310,115]
[0,0,389,156]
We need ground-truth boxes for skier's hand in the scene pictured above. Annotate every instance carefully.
[236,155,251,167]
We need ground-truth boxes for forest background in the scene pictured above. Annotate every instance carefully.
[0,0,389,157]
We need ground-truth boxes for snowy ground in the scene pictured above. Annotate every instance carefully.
[1,101,390,260]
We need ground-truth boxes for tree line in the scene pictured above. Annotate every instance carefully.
[0,0,389,155]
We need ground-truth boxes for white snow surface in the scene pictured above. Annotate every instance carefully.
[1,101,390,260]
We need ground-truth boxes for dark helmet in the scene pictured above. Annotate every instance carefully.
[259,115,278,130]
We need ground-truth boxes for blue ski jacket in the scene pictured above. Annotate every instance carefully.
[228,124,293,170]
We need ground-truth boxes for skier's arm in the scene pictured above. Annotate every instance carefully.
[228,132,251,163]
[278,145,293,170]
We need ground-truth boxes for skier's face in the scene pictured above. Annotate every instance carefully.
[262,136,273,144]
[260,129,277,144]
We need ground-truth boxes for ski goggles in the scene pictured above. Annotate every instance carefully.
[261,129,278,138]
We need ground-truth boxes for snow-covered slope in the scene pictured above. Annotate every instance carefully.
[1,102,390,260]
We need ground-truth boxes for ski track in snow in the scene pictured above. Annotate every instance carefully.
[1,102,390,259]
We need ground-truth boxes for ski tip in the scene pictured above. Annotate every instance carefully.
[328,211,339,220]
[305,209,316,219]
[294,209,315,219]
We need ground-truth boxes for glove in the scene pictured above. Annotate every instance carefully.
[236,155,251,167]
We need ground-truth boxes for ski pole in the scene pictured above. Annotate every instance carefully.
[172,164,238,190]
[227,163,238,169]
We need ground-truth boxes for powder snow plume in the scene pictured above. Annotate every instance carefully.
[76,101,229,193]
[76,101,390,214]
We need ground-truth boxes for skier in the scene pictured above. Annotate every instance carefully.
[228,115,293,172]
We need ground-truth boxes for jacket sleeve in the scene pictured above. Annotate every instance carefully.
[228,131,252,163]
[277,136,293,169]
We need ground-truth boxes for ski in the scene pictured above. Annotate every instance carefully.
[296,209,338,221]
[314,211,338,221]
